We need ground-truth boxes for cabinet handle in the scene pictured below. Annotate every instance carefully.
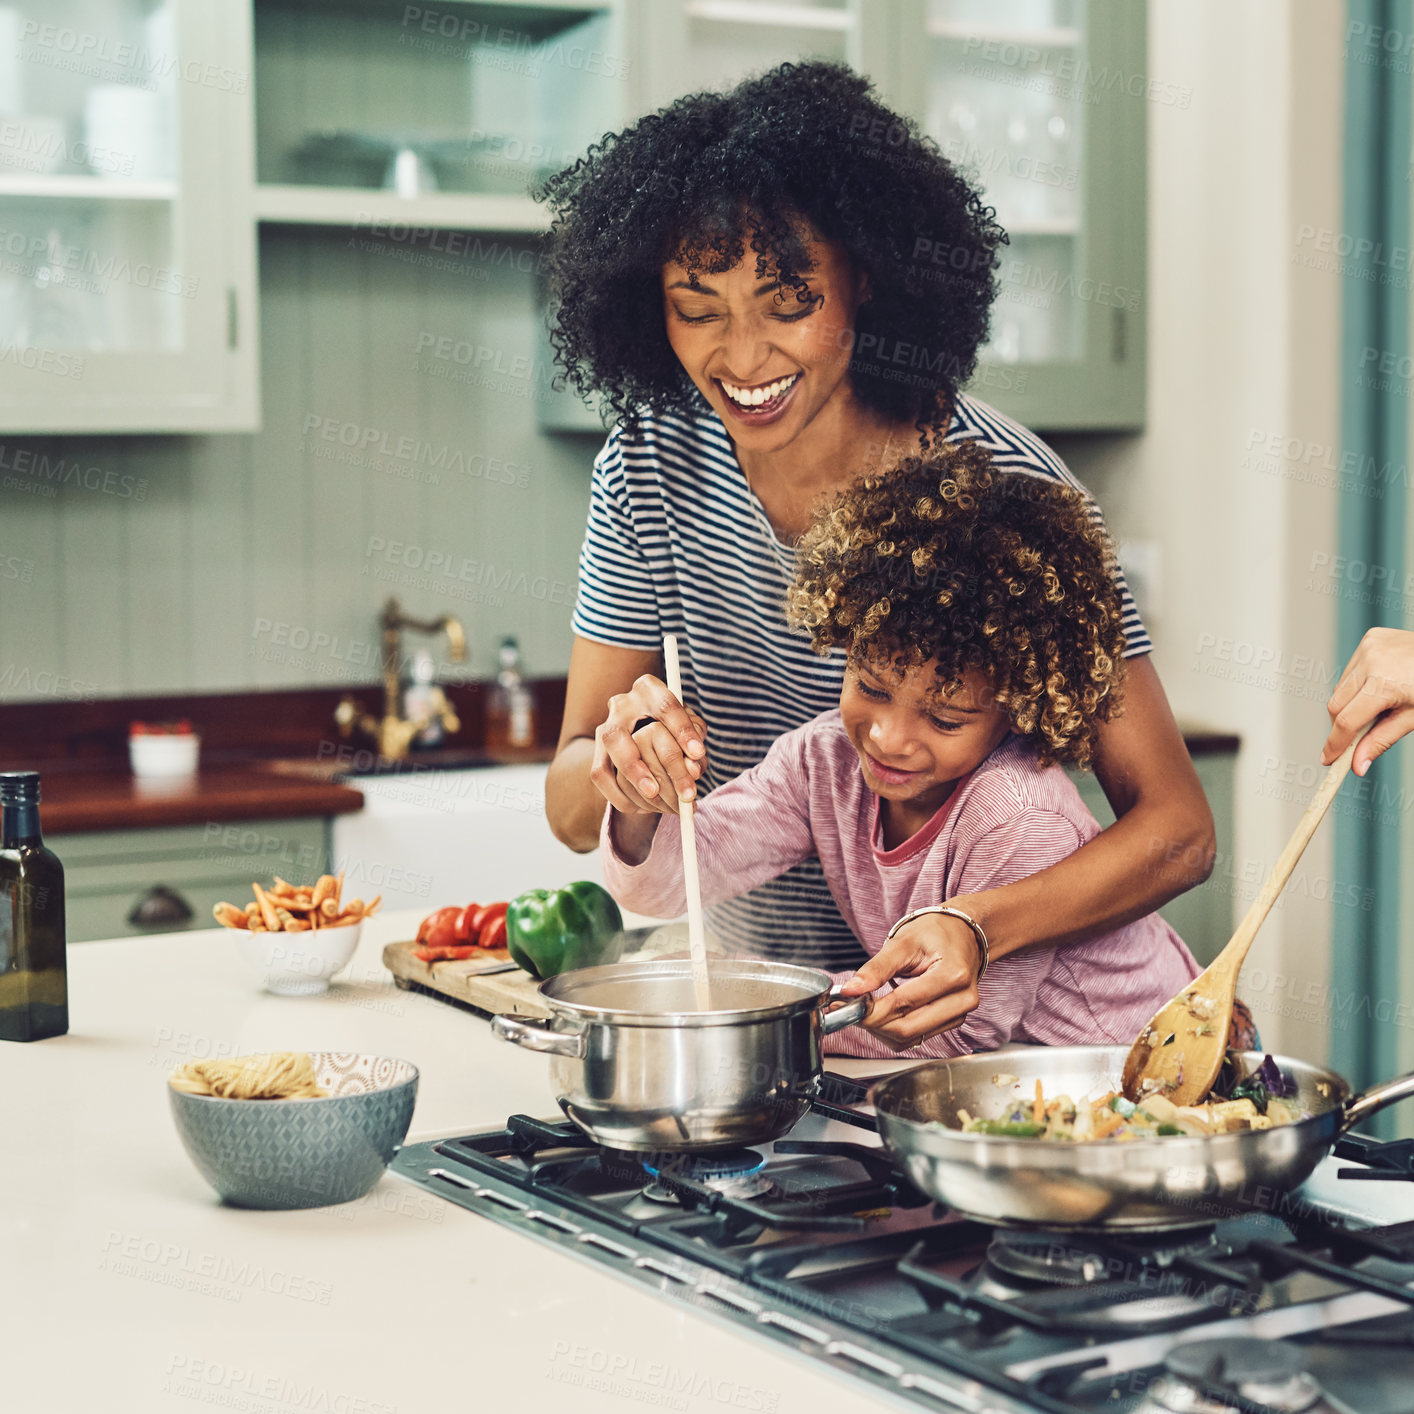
[127,885,195,930]
[227,286,238,349]
[1111,306,1126,362]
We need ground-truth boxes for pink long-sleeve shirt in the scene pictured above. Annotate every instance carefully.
[600,710,1200,1058]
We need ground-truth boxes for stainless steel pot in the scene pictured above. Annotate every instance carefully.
[491,957,869,1152]
[870,1045,1414,1231]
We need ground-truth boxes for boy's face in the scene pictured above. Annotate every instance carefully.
[839,656,1012,815]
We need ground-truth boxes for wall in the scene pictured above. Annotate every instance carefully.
[1055,0,1345,1059]
[0,225,601,701]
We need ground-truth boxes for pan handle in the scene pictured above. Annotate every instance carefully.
[1341,1070,1414,1133]
[821,985,870,1036]
[490,1014,587,1058]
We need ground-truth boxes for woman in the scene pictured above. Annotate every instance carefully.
[541,62,1214,1049]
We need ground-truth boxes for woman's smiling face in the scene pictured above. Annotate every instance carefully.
[660,227,868,452]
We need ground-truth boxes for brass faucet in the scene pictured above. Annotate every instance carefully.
[335,597,468,761]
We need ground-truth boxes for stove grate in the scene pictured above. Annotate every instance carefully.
[1335,1133,1414,1179]
[894,1238,1255,1338]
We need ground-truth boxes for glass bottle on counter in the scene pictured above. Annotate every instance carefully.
[0,772,68,1042]
[485,636,538,752]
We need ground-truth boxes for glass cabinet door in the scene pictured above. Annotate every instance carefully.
[922,0,1146,429]
[0,0,258,432]
[929,0,1086,366]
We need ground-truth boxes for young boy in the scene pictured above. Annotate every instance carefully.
[599,443,1204,1057]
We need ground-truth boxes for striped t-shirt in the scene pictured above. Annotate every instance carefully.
[571,392,1151,970]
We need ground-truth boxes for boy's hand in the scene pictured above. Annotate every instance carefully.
[591,674,709,816]
[836,910,983,1048]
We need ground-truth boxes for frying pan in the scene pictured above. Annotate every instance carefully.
[869,1046,1414,1231]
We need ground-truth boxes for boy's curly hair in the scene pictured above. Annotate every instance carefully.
[537,61,1006,439]
[786,443,1128,768]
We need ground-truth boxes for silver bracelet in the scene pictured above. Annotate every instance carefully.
[884,904,990,981]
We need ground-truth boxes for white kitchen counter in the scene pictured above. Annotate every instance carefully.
[6,911,915,1414]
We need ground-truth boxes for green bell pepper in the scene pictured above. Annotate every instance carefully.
[506,881,625,980]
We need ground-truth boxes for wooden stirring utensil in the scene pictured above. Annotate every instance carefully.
[662,634,712,1011]
[1121,734,1361,1105]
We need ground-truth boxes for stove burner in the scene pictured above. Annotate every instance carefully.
[1138,1337,1335,1414]
[983,1226,1220,1288]
[640,1149,771,1203]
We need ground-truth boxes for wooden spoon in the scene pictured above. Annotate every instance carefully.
[1120,735,1360,1105]
[662,634,712,1011]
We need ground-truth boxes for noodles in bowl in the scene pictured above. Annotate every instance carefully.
[169,1051,327,1100]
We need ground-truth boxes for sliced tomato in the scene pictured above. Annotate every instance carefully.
[473,902,509,946]
[417,906,461,949]
[479,914,508,951]
[413,944,479,963]
[454,902,481,946]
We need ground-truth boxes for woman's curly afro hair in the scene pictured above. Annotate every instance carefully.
[538,61,1006,437]
[786,443,1128,769]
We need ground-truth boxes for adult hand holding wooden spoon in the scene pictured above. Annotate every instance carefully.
[591,672,709,816]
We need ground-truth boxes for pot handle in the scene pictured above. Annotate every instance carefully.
[1342,1069,1414,1133]
[821,985,870,1036]
[490,1013,587,1059]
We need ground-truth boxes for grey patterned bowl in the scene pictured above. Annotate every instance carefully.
[169,1052,418,1209]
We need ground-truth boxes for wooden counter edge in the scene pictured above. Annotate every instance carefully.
[42,774,365,835]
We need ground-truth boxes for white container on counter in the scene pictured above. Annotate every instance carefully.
[128,730,200,779]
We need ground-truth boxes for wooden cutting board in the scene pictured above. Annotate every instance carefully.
[382,940,551,1019]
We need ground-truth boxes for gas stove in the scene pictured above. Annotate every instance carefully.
[391,1075,1414,1414]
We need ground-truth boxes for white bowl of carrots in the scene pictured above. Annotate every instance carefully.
[214,874,380,997]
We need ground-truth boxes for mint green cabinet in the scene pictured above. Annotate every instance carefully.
[53,817,329,944]
[910,0,1147,430]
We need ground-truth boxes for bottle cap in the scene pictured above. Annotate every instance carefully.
[0,771,41,804]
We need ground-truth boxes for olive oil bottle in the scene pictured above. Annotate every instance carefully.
[0,771,67,1041]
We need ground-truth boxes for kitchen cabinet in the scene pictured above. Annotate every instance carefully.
[0,0,1143,435]
[0,0,260,433]
[54,815,328,942]
[906,0,1147,430]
